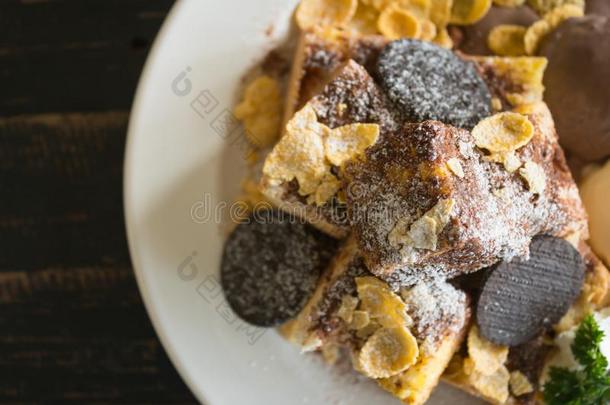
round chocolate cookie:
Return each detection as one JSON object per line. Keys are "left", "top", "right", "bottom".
{"left": 539, "top": 15, "right": 610, "bottom": 162}
{"left": 221, "top": 209, "right": 338, "bottom": 327}
{"left": 476, "top": 236, "right": 585, "bottom": 346}
{"left": 377, "top": 39, "right": 492, "bottom": 130}
{"left": 457, "top": 5, "right": 539, "bottom": 55}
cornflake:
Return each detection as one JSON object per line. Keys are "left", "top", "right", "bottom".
{"left": 447, "top": 158, "right": 465, "bottom": 178}
{"left": 356, "top": 326, "right": 419, "bottom": 378}
{"left": 523, "top": 19, "right": 551, "bottom": 55}
{"left": 396, "top": 0, "right": 432, "bottom": 18}
{"left": 389, "top": 198, "right": 455, "bottom": 251}
{"left": 356, "top": 320, "right": 382, "bottom": 339}
{"left": 585, "top": 262, "right": 610, "bottom": 307}
{"left": 409, "top": 216, "right": 438, "bottom": 250}
{"left": 519, "top": 161, "right": 546, "bottom": 194}
{"left": 524, "top": 4, "right": 583, "bottom": 54}
{"left": 472, "top": 57, "right": 547, "bottom": 106}
{"left": 264, "top": 105, "right": 380, "bottom": 205}
{"left": 433, "top": 26, "right": 454, "bottom": 48}
{"left": 488, "top": 25, "right": 527, "bottom": 56}
{"left": 351, "top": 310, "right": 371, "bottom": 330}
{"left": 486, "top": 150, "right": 522, "bottom": 172}
{"left": 429, "top": 0, "right": 453, "bottom": 26}
{"left": 509, "top": 370, "right": 534, "bottom": 396}
{"left": 337, "top": 295, "right": 359, "bottom": 324}
{"left": 472, "top": 112, "right": 534, "bottom": 154}
{"left": 419, "top": 19, "right": 438, "bottom": 41}
{"left": 377, "top": 4, "right": 421, "bottom": 39}
{"left": 356, "top": 277, "right": 412, "bottom": 328}
{"left": 465, "top": 326, "right": 510, "bottom": 403}
{"left": 361, "top": 0, "right": 393, "bottom": 10}
{"left": 301, "top": 332, "right": 323, "bottom": 352}
{"left": 468, "top": 366, "right": 510, "bottom": 403}
{"left": 234, "top": 76, "right": 282, "bottom": 148}
{"left": 312, "top": 25, "right": 351, "bottom": 43}
{"left": 450, "top": 0, "right": 492, "bottom": 25}
{"left": 350, "top": 2, "right": 381, "bottom": 34}
{"left": 312, "top": 174, "right": 342, "bottom": 206}
{"left": 336, "top": 102, "right": 348, "bottom": 117}
{"left": 544, "top": 3, "right": 583, "bottom": 25}
{"left": 501, "top": 151, "right": 522, "bottom": 172}
{"left": 467, "top": 325, "right": 509, "bottom": 376}
{"left": 492, "top": 187, "right": 508, "bottom": 199}
{"left": 325, "top": 123, "right": 379, "bottom": 166}
{"left": 296, "top": 0, "right": 358, "bottom": 30}
{"left": 493, "top": 0, "right": 525, "bottom": 6}
{"left": 527, "top": 0, "right": 584, "bottom": 15}
{"left": 262, "top": 105, "right": 328, "bottom": 196}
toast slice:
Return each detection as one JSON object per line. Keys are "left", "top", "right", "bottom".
{"left": 282, "top": 236, "right": 471, "bottom": 405}
{"left": 261, "top": 60, "right": 400, "bottom": 238}
{"left": 282, "top": 30, "right": 389, "bottom": 131}
{"left": 270, "top": 29, "right": 586, "bottom": 261}
{"left": 345, "top": 101, "right": 588, "bottom": 284}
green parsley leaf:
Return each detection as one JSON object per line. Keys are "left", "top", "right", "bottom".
{"left": 543, "top": 315, "right": 610, "bottom": 405}
{"left": 544, "top": 367, "right": 583, "bottom": 404}
{"left": 573, "top": 315, "right": 609, "bottom": 378}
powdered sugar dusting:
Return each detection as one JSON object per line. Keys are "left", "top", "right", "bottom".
{"left": 401, "top": 278, "right": 468, "bottom": 353}
{"left": 221, "top": 210, "right": 338, "bottom": 326}
{"left": 346, "top": 105, "right": 587, "bottom": 287}
{"left": 314, "top": 255, "right": 370, "bottom": 336}
{"left": 377, "top": 39, "right": 492, "bottom": 130}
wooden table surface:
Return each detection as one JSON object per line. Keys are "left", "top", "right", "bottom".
{"left": 0, "top": 0, "right": 197, "bottom": 402}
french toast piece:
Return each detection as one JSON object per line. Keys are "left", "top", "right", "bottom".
{"left": 277, "top": 28, "right": 559, "bottom": 228}
{"left": 380, "top": 326, "right": 470, "bottom": 405}
{"left": 281, "top": 236, "right": 368, "bottom": 347}
{"left": 283, "top": 30, "right": 388, "bottom": 129}
{"left": 345, "top": 101, "right": 588, "bottom": 284}
{"left": 282, "top": 236, "right": 470, "bottom": 405}
{"left": 277, "top": 29, "right": 568, "bottom": 249}
{"left": 285, "top": 32, "right": 547, "bottom": 126}
{"left": 261, "top": 60, "right": 399, "bottom": 239}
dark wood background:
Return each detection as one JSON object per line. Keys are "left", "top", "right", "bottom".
{"left": 0, "top": 0, "right": 197, "bottom": 402}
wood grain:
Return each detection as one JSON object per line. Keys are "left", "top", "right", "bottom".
{"left": 0, "top": 0, "right": 197, "bottom": 402}
{"left": 0, "top": 111, "right": 197, "bottom": 403}
{"left": 0, "top": 112, "right": 130, "bottom": 270}
{"left": 0, "top": 267, "right": 194, "bottom": 403}
{"left": 0, "top": 0, "right": 173, "bottom": 115}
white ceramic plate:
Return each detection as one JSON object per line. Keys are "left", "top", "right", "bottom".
{"left": 125, "top": 1, "right": 486, "bottom": 404}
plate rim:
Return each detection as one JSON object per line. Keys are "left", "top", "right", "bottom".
{"left": 123, "top": 0, "right": 208, "bottom": 403}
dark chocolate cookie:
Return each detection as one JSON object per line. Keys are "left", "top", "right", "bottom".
{"left": 377, "top": 39, "right": 492, "bottom": 130}
{"left": 221, "top": 209, "right": 338, "bottom": 327}
{"left": 476, "top": 236, "right": 585, "bottom": 346}
{"left": 539, "top": 15, "right": 610, "bottom": 162}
